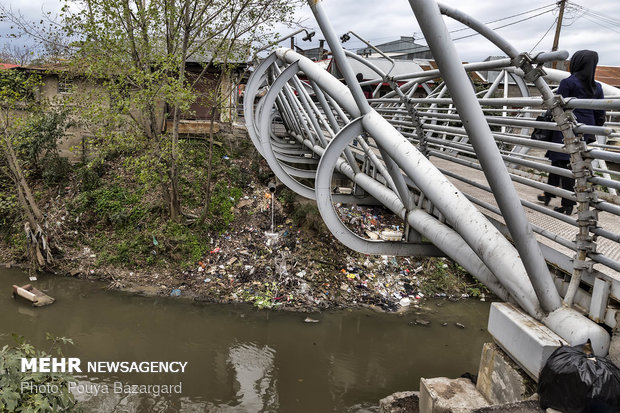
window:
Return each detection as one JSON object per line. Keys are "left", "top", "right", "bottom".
{"left": 58, "top": 77, "right": 73, "bottom": 94}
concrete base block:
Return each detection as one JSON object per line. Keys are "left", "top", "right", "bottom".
{"left": 476, "top": 343, "right": 536, "bottom": 404}
{"left": 472, "top": 400, "right": 543, "bottom": 412}
{"left": 379, "top": 391, "right": 419, "bottom": 413}
{"left": 488, "top": 303, "right": 567, "bottom": 378}
{"left": 419, "top": 377, "right": 489, "bottom": 413}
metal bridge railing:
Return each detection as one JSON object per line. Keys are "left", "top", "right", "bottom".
{"left": 244, "top": 0, "right": 620, "bottom": 360}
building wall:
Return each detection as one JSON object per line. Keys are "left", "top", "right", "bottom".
{"left": 12, "top": 65, "right": 242, "bottom": 161}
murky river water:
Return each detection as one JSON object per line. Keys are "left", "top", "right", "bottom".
{"left": 1, "top": 269, "right": 491, "bottom": 412}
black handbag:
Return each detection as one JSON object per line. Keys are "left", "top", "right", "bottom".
{"left": 531, "top": 111, "right": 554, "bottom": 142}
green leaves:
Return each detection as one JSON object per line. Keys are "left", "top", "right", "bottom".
{"left": 0, "top": 70, "right": 41, "bottom": 107}
{"left": 0, "top": 334, "right": 81, "bottom": 412}
{"left": 208, "top": 180, "right": 243, "bottom": 232}
{"left": 72, "top": 184, "right": 146, "bottom": 228}
{"left": 15, "top": 109, "right": 72, "bottom": 186}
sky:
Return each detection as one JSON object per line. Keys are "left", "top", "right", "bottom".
{"left": 277, "top": 0, "right": 620, "bottom": 66}
{"left": 1, "top": 0, "right": 619, "bottom": 66}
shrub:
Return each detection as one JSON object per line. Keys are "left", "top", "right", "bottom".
{"left": 16, "top": 109, "right": 73, "bottom": 186}
{"left": 76, "top": 165, "right": 102, "bottom": 192}
{"left": 162, "top": 222, "right": 206, "bottom": 266}
{"left": 208, "top": 181, "right": 242, "bottom": 232}
{"left": 72, "top": 185, "right": 145, "bottom": 228}
{"left": 0, "top": 334, "right": 80, "bottom": 412}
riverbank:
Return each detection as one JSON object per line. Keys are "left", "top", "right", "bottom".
{"left": 0, "top": 135, "right": 488, "bottom": 313}
{"left": 5, "top": 190, "right": 488, "bottom": 313}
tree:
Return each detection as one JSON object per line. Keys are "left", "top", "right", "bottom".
{"left": 62, "top": 0, "right": 298, "bottom": 222}
{"left": 0, "top": 3, "right": 71, "bottom": 64}
{"left": 0, "top": 68, "right": 55, "bottom": 270}
{"left": 0, "top": 44, "right": 34, "bottom": 65}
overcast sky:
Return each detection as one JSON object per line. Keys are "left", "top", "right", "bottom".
{"left": 279, "top": 0, "right": 620, "bottom": 66}
{"left": 2, "top": 0, "right": 619, "bottom": 66}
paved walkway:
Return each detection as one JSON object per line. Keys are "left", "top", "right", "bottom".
{"left": 429, "top": 156, "right": 620, "bottom": 283}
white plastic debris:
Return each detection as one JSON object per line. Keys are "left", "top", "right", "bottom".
{"left": 399, "top": 297, "right": 411, "bottom": 307}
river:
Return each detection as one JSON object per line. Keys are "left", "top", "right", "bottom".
{"left": 1, "top": 269, "right": 492, "bottom": 412}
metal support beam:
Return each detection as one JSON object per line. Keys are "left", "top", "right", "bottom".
{"left": 409, "top": 0, "right": 562, "bottom": 313}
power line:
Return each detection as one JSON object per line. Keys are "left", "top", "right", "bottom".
{"left": 568, "top": 1, "right": 620, "bottom": 26}
{"left": 567, "top": 1, "right": 620, "bottom": 33}
{"left": 354, "top": 5, "right": 557, "bottom": 56}
{"left": 578, "top": 10, "right": 620, "bottom": 30}
{"left": 451, "top": 8, "right": 556, "bottom": 42}
{"left": 530, "top": 17, "right": 558, "bottom": 53}
{"left": 576, "top": 13, "right": 620, "bottom": 34}
{"left": 447, "top": 3, "right": 557, "bottom": 34}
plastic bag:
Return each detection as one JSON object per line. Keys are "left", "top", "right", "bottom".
{"left": 538, "top": 341, "right": 620, "bottom": 413}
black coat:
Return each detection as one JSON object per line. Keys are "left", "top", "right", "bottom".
{"left": 546, "top": 70, "right": 606, "bottom": 161}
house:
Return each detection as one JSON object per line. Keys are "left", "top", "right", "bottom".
{"left": 166, "top": 56, "right": 247, "bottom": 134}
{"left": 0, "top": 63, "right": 19, "bottom": 70}
{"left": 592, "top": 65, "right": 620, "bottom": 89}
{"left": 356, "top": 36, "right": 432, "bottom": 60}
{"left": 1, "top": 59, "right": 245, "bottom": 159}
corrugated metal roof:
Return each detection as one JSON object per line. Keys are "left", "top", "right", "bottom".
{"left": 0, "top": 63, "right": 19, "bottom": 70}
{"left": 357, "top": 36, "right": 429, "bottom": 56}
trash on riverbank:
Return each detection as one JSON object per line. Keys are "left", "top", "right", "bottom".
{"left": 75, "top": 186, "right": 488, "bottom": 313}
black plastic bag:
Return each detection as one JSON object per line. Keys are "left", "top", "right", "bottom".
{"left": 538, "top": 342, "right": 620, "bottom": 413}
{"left": 531, "top": 110, "right": 554, "bottom": 142}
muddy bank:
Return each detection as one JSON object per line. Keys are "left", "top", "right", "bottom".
{"left": 21, "top": 186, "right": 488, "bottom": 313}
{"left": 2, "top": 145, "right": 488, "bottom": 312}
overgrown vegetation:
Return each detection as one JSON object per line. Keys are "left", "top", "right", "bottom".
{"left": 0, "top": 68, "right": 64, "bottom": 270}
{"left": 418, "top": 258, "right": 489, "bottom": 298}
{"left": 0, "top": 334, "right": 81, "bottom": 412}
{"left": 0, "top": 0, "right": 301, "bottom": 273}
{"left": 16, "top": 109, "right": 73, "bottom": 186}
{"left": 60, "top": 137, "right": 252, "bottom": 269}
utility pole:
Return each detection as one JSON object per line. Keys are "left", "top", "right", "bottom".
{"left": 551, "top": 0, "right": 567, "bottom": 69}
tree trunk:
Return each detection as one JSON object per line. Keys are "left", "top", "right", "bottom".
{"left": 1, "top": 136, "right": 52, "bottom": 269}
{"left": 169, "top": 103, "right": 181, "bottom": 222}
{"left": 197, "top": 107, "right": 218, "bottom": 226}
{"left": 4, "top": 139, "right": 43, "bottom": 223}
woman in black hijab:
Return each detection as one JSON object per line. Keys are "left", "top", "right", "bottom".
{"left": 537, "top": 50, "right": 606, "bottom": 215}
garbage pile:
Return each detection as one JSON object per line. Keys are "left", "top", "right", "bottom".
{"left": 336, "top": 204, "right": 405, "bottom": 241}
{"left": 162, "top": 189, "right": 479, "bottom": 312}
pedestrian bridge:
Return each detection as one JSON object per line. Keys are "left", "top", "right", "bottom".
{"left": 244, "top": 0, "right": 620, "bottom": 376}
